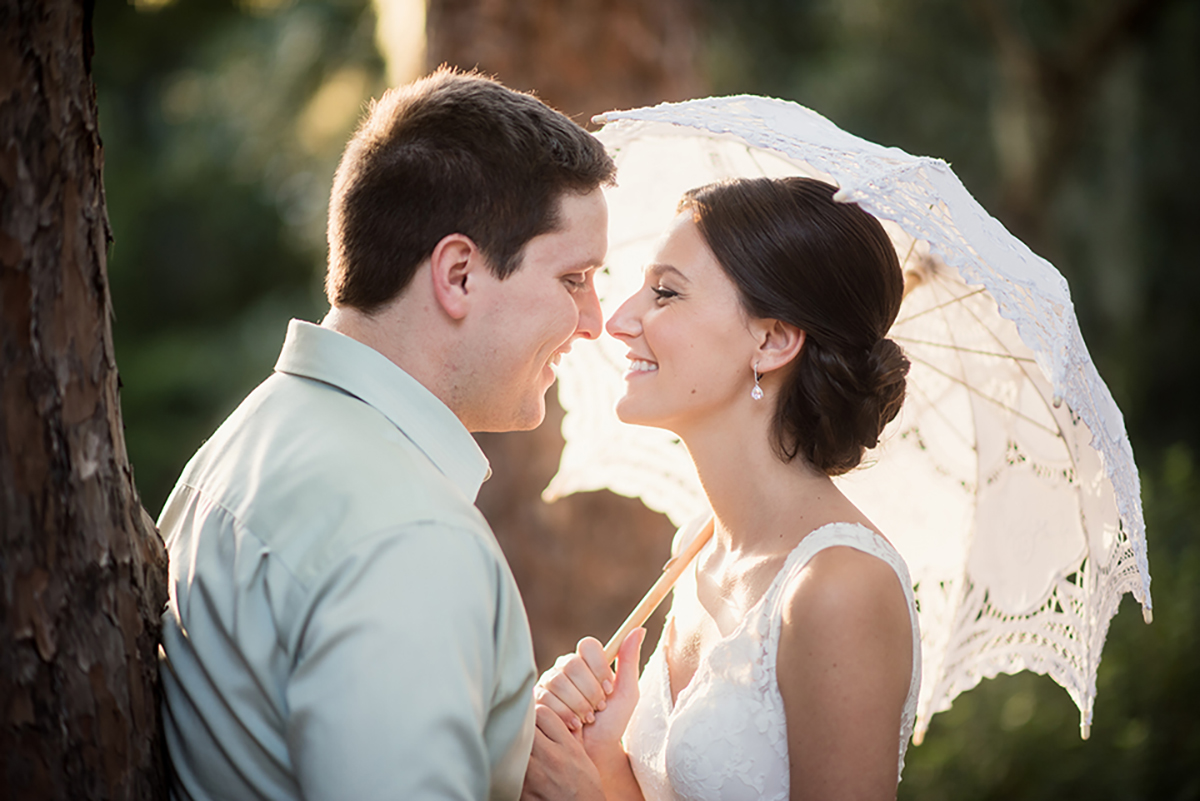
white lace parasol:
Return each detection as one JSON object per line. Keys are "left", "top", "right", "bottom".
{"left": 544, "top": 95, "right": 1152, "bottom": 742}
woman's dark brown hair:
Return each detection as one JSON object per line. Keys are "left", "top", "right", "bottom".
{"left": 680, "top": 177, "right": 910, "bottom": 476}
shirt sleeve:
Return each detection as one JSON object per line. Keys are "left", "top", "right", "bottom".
{"left": 284, "top": 522, "right": 518, "bottom": 800}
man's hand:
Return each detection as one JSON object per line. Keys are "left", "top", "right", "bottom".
{"left": 522, "top": 706, "right": 605, "bottom": 801}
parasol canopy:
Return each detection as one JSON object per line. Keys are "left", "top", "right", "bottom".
{"left": 545, "top": 95, "right": 1152, "bottom": 742}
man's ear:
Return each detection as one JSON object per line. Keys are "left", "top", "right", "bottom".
{"left": 429, "top": 233, "right": 483, "bottom": 320}
{"left": 754, "top": 318, "right": 806, "bottom": 374}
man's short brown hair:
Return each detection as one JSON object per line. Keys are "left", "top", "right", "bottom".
{"left": 325, "top": 68, "right": 616, "bottom": 312}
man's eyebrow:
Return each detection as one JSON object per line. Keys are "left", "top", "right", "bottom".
{"left": 645, "top": 263, "right": 690, "bottom": 283}
{"left": 564, "top": 261, "right": 604, "bottom": 273}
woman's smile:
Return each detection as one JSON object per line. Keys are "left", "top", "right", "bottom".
{"left": 625, "top": 357, "right": 659, "bottom": 377}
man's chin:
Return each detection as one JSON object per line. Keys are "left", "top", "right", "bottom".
{"left": 473, "top": 397, "right": 546, "bottom": 433}
{"left": 517, "top": 395, "right": 549, "bottom": 431}
{"left": 506, "top": 408, "right": 546, "bottom": 432}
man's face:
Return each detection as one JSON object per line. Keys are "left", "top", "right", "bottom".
{"left": 462, "top": 189, "right": 608, "bottom": 432}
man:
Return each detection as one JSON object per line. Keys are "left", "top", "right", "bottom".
{"left": 157, "top": 68, "right": 615, "bottom": 800}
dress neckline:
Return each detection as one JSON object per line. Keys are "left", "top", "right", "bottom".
{"left": 666, "top": 519, "right": 880, "bottom": 710}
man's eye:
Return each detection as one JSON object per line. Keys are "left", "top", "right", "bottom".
{"left": 564, "top": 273, "right": 588, "bottom": 289}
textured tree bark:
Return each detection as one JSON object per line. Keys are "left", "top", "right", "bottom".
{"left": 426, "top": 0, "right": 705, "bottom": 668}
{"left": 0, "top": 1, "right": 168, "bottom": 798}
{"left": 427, "top": 0, "right": 704, "bottom": 123}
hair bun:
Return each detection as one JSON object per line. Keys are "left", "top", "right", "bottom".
{"left": 779, "top": 337, "right": 910, "bottom": 476}
{"left": 865, "top": 338, "right": 910, "bottom": 441}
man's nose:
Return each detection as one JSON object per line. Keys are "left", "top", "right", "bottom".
{"left": 575, "top": 286, "right": 603, "bottom": 340}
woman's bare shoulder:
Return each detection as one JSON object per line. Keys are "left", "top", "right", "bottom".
{"left": 778, "top": 542, "right": 910, "bottom": 647}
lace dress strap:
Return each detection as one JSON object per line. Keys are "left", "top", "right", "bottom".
{"left": 757, "top": 522, "right": 922, "bottom": 779}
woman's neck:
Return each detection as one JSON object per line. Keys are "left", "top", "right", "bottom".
{"left": 678, "top": 413, "right": 837, "bottom": 557}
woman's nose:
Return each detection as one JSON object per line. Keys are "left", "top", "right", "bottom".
{"left": 605, "top": 292, "right": 643, "bottom": 340}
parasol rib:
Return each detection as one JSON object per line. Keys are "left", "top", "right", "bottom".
{"left": 939, "top": 275, "right": 1084, "bottom": 468}
{"left": 902, "top": 380, "right": 979, "bottom": 452}
{"left": 895, "top": 286, "right": 990, "bottom": 326}
{"left": 905, "top": 353, "right": 1063, "bottom": 438}
{"left": 893, "top": 337, "right": 1038, "bottom": 363}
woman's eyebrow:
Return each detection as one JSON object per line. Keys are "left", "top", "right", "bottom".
{"left": 645, "top": 263, "right": 691, "bottom": 283}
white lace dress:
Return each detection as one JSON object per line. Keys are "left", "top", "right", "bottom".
{"left": 624, "top": 520, "right": 922, "bottom": 801}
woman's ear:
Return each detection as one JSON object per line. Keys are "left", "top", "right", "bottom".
{"left": 754, "top": 319, "right": 805, "bottom": 374}
{"left": 429, "top": 233, "right": 482, "bottom": 320}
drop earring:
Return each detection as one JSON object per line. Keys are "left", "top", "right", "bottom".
{"left": 751, "top": 363, "right": 764, "bottom": 400}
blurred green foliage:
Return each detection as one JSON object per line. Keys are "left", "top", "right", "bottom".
{"left": 95, "top": 0, "right": 385, "bottom": 510}
{"left": 95, "top": 0, "right": 1198, "bottom": 796}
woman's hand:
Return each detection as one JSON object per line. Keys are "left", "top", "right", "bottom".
{"left": 534, "top": 636, "right": 615, "bottom": 732}
{"left": 535, "top": 629, "right": 645, "bottom": 743}
{"left": 526, "top": 629, "right": 648, "bottom": 801}
{"left": 577, "top": 629, "right": 645, "bottom": 762}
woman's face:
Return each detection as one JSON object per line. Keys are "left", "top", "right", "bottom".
{"left": 605, "top": 213, "right": 761, "bottom": 433}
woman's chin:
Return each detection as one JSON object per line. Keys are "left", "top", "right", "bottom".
{"left": 615, "top": 397, "right": 667, "bottom": 430}
{"left": 614, "top": 396, "right": 646, "bottom": 426}
{"left": 614, "top": 397, "right": 635, "bottom": 423}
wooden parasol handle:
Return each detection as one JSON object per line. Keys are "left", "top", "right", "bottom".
{"left": 602, "top": 518, "right": 715, "bottom": 663}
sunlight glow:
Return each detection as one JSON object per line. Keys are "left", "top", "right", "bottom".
{"left": 298, "top": 68, "right": 371, "bottom": 154}
{"left": 372, "top": 0, "right": 427, "bottom": 87}
{"left": 133, "top": 0, "right": 176, "bottom": 12}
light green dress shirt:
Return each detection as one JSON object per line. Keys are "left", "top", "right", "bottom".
{"left": 158, "top": 320, "right": 536, "bottom": 801}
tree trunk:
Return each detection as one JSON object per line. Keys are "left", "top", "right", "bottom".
{"left": 0, "top": 1, "right": 168, "bottom": 798}
{"left": 973, "top": 0, "right": 1171, "bottom": 254}
{"left": 426, "top": 0, "right": 705, "bottom": 669}
{"left": 427, "top": 0, "right": 703, "bottom": 123}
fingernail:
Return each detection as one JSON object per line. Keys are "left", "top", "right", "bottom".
{"left": 571, "top": 716, "right": 581, "bottom": 730}
{"left": 586, "top": 712, "right": 595, "bottom": 724}
{"left": 596, "top": 698, "right": 607, "bottom": 711}
{"left": 602, "top": 680, "right": 613, "bottom": 694}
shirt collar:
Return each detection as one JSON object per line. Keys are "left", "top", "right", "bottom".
{"left": 274, "top": 319, "right": 491, "bottom": 501}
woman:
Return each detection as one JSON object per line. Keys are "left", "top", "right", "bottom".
{"left": 523, "top": 176, "right": 921, "bottom": 801}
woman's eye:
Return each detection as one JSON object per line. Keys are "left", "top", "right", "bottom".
{"left": 564, "top": 273, "right": 588, "bottom": 289}
{"left": 652, "top": 286, "right": 678, "bottom": 301}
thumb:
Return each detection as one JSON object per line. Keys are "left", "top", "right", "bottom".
{"left": 611, "top": 627, "right": 646, "bottom": 702}
{"left": 580, "top": 628, "right": 646, "bottom": 750}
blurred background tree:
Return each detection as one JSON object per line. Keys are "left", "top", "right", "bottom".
{"left": 93, "top": 0, "right": 1198, "bottom": 797}
{"left": 425, "top": 0, "right": 703, "bottom": 679}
